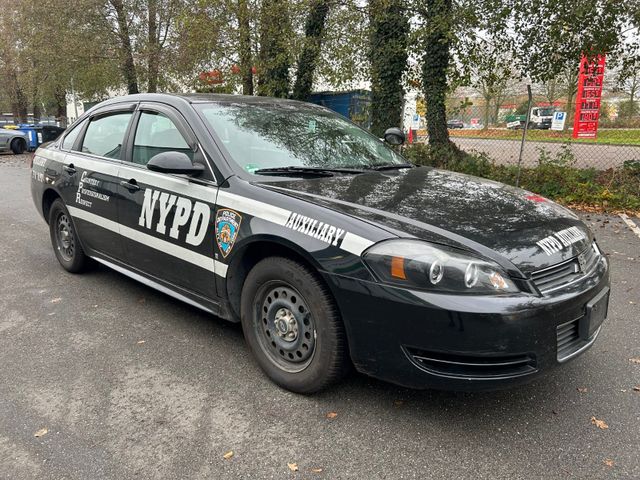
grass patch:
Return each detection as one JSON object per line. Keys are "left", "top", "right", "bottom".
{"left": 447, "top": 128, "right": 640, "bottom": 146}
{"left": 403, "top": 143, "right": 640, "bottom": 212}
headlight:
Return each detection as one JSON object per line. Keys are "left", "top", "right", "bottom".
{"left": 362, "top": 239, "right": 518, "bottom": 294}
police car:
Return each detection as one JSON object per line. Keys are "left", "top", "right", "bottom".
{"left": 30, "top": 93, "right": 610, "bottom": 393}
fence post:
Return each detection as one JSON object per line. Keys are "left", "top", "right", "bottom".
{"left": 516, "top": 84, "right": 533, "bottom": 187}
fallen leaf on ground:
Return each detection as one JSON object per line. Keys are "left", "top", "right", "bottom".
{"left": 630, "top": 358, "right": 640, "bottom": 364}
{"left": 591, "top": 416, "right": 609, "bottom": 429}
{"left": 311, "top": 468, "right": 323, "bottom": 473}
{"left": 50, "top": 298, "right": 61, "bottom": 304}
{"left": 223, "top": 451, "right": 234, "bottom": 460}
{"left": 394, "top": 400, "right": 404, "bottom": 406}
{"left": 633, "top": 386, "right": 640, "bottom": 392}
{"left": 138, "top": 298, "right": 146, "bottom": 304}
{"left": 34, "top": 428, "right": 48, "bottom": 437}
{"left": 604, "top": 459, "right": 614, "bottom": 467}
{"left": 288, "top": 463, "right": 299, "bottom": 472}
{"left": 137, "top": 340, "right": 145, "bottom": 344}
{"left": 577, "top": 387, "right": 588, "bottom": 393}
{"left": 326, "top": 412, "right": 337, "bottom": 419}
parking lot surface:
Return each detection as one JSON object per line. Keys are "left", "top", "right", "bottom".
{"left": 1, "top": 156, "right": 639, "bottom": 479}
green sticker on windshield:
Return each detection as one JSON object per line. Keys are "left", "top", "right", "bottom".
{"left": 245, "top": 163, "right": 260, "bottom": 174}
{"left": 308, "top": 119, "right": 317, "bottom": 133}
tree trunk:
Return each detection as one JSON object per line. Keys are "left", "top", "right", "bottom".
{"left": 421, "top": 0, "right": 456, "bottom": 150}
{"left": 111, "top": 0, "right": 139, "bottom": 94}
{"left": 369, "top": 0, "right": 409, "bottom": 137}
{"left": 54, "top": 87, "right": 67, "bottom": 127}
{"left": 258, "top": 0, "right": 291, "bottom": 98}
{"left": 14, "top": 90, "right": 28, "bottom": 123}
{"left": 237, "top": 0, "right": 253, "bottom": 95}
{"left": 292, "top": 0, "right": 330, "bottom": 101}
{"left": 483, "top": 98, "right": 491, "bottom": 130}
{"left": 147, "top": 0, "right": 159, "bottom": 93}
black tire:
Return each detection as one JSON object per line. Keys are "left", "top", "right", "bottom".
{"left": 240, "top": 256, "right": 348, "bottom": 393}
{"left": 10, "top": 138, "right": 25, "bottom": 155}
{"left": 48, "top": 199, "right": 88, "bottom": 273}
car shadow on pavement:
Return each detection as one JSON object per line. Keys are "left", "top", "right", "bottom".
{"left": 82, "top": 260, "right": 619, "bottom": 444}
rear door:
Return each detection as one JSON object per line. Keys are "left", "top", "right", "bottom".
{"left": 60, "top": 105, "right": 135, "bottom": 260}
{"left": 116, "top": 103, "right": 218, "bottom": 298}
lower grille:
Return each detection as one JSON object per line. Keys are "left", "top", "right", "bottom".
{"left": 404, "top": 347, "right": 537, "bottom": 379}
{"left": 556, "top": 317, "right": 584, "bottom": 361}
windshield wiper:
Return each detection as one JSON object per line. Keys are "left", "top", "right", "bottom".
{"left": 253, "top": 166, "right": 365, "bottom": 177}
{"left": 365, "top": 163, "right": 414, "bottom": 171}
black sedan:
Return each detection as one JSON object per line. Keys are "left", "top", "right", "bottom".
{"left": 30, "top": 93, "right": 609, "bottom": 393}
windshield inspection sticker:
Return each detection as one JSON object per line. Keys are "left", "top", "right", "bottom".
{"left": 285, "top": 212, "right": 346, "bottom": 247}
{"left": 536, "top": 226, "right": 586, "bottom": 256}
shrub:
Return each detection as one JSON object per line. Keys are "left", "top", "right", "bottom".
{"left": 402, "top": 143, "right": 640, "bottom": 211}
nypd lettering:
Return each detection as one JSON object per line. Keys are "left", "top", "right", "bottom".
{"left": 138, "top": 188, "right": 210, "bottom": 246}
{"left": 215, "top": 209, "right": 242, "bottom": 257}
{"left": 285, "top": 212, "right": 346, "bottom": 247}
{"left": 536, "top": 226, "right": 587, "bottom": 256}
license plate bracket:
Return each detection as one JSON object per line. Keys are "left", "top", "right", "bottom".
{"left": 581, "top": 287, "right": 609, "bottom": 339}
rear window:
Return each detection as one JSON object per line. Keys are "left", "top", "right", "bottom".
{"left": 61, "top": 120, "right": 86, "bottom": 151}
{"left": 81, "top": 112, "right": 133, "bottom": 159}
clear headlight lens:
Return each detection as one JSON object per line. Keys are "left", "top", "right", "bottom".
{"left": 362, "top": 239, "right": 519, "bottom": 294}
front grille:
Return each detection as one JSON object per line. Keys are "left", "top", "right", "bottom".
{"left": 532, "top": 243, "right": 600, "bottom": 294}
{"left": 404, "top": 347, "right": 537, "bottom": 379}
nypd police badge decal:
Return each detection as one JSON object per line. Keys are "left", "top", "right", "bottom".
{"left": 215, "top": 209, "right": 242, "bottom": 257}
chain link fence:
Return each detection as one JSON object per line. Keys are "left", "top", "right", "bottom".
{"left": 413, "top": 90, "right": 640, "bottom": 171}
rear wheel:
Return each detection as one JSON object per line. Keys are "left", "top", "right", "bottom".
{"left": 240, "top": 257, "right": 348, "bottom": 393}
{"left": 48, "top": 199, "right": 88, "bottom": 273}
{"left": 10, "top": 138, "right": 25, "bottom": 154}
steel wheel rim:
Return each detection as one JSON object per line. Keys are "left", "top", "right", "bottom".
{"left": 56, "top": 213, "right": 75, "bottom": 261}
{"left": 253, "top": 281, "right": 316, "bottom": 373}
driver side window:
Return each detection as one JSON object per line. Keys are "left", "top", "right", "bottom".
{"left": 132, "top": 111, "right": 193, "bottom": 166}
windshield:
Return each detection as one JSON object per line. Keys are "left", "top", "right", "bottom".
{"left": 196, "top": 103, "right": 405, "bottom": 173}
{"left": 538, "top": 107, "right": 555, "bottom": 116}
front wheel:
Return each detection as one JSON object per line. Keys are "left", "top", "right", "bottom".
{"left": 240, "top": 257, "right": 348, "bottom": 393}
{"left": 48, "top": 199, "right": 88, "bottom": 273}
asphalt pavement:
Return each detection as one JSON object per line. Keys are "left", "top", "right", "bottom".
{"left": 1, "top": 154, "right": 639, "bottom": 479}
{"left": 451, "top": 137, "right": 640, "bottom": 169}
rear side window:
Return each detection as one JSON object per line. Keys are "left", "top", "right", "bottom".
{"left": 81, "top": 112, "right": 133, "bottom": 159}
{"left": 61, "top": 120, "right": 86, "bottom": 151}
{"left": 131, "top": 111, "right": 193, "bottom": 165}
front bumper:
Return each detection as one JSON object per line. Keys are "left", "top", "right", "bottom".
{"left": 323, "top": 255, "right": 610, "bottom": 391}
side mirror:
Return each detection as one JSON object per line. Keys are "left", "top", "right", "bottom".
{"left": 147, "top": 151, "right": 204, "bottom": 176}
{"left": 383, "top": 127, "right": 405, "bottom": 146}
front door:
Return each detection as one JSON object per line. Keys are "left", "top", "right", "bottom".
{"left": 116, "top": 106, "right": 218, "bottom": 299}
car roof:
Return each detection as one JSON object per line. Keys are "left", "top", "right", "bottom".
{"left": 93, "top": 92, "right": 329, "bottom": 112}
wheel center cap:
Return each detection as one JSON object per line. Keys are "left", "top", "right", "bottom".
{"left": 60, "top": 227, "right": 71, "bottom": 247}
{"left": 273, "top": 307, "right": 297, "bottom": 341}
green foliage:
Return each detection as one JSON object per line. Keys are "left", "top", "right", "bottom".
{"left": 368, "top": 0, "right": 409, "bottom": 137}
{"left": 292, "top": 0, "right": 330, "bottom": 100}
{"left": 404, "top": 143, "right": 640, "bottom": 211}
{"left": 258, "top": 0, "right": 293, "bottom": 97}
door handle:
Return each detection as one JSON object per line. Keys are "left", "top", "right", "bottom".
{"left": 64, "top": 164, "right": 76, "bottom": 175}
{"left": 120, "top": 179, "right": 140, "bottom": 192}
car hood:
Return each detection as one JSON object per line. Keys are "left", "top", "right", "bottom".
{"left": 254, "top": 167, "right": 592, "bottom": 275}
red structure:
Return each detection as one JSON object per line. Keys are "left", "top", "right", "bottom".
{"left": 572, "top": 55, "right": 606, "bottom": 139}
